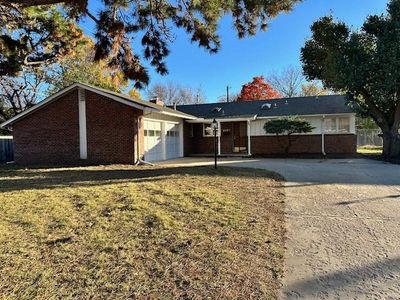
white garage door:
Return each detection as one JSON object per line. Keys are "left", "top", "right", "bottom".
{"left": 144, "top": 119, "right": 182, "bottom": 162}
{"left": 165, "top": 123, "right": 180, "bottom": 160}
{"left": 144, "top": 120, "right": 162, "bottom": 162}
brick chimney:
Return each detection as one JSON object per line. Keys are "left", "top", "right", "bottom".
{"left": 149, "top": 97, "right": 164, "bottom": 107}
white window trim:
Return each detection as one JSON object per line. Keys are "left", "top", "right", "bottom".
{"left": 217, "top": 121, "right": 221, "bottom": 155}
{"left": 324, "top": 116, "right": 351, "bottom": 134}
{"left": 203, "top": 123, "right": 214, "bottom": 137}
{"left": 247, "top": 120, "right": 251, "bottom": 155}
{"left": 78, "top": 88, "right": 87, "bottom": 159}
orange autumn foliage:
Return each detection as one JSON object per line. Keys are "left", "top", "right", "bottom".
{"left": 238, "top": 76, "right": 281, "bottom": 101}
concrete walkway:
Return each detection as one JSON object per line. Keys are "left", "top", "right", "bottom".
{"left": 159, "top": 157, "right": 400, "bottom": 299}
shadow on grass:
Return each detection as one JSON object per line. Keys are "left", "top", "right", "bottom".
{"left": 0, "top": 165, "right": 283, "bottom": 192}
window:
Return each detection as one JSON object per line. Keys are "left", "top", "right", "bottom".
{"left": 324, "top": 117, "right": 351, "bottom": 133}
{"left": 144, "top": 130, "right": 148, "bottom": 136}
{"left": 338, "top": 117, "right": 350, "bottom": 133}
{"left": 203, "top": 123, "right": 214, "bottom": 137}
{"left": 324, "top": 118, "right": 337, "bottom": 133}
{"left": 189, "top": 124, "right": 194, "bottom": 138}
{"left": 167, "top": 130, "right": 178, "bottom": 137}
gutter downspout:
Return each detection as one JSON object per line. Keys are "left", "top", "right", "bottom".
{"left": 321, "top": 115, "right": 326, "bottom": 157}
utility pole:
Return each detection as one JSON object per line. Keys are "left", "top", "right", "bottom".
{"left": 226, "top": 85, "right": 230, "bottom": 102}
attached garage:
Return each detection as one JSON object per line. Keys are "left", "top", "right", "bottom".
{"left": 144, "top": 120, "right": 162, "bottom": 162}
{"left": 165, "top": 122, "right": 181, "bottom": 160}
{"left": 0, "top": 83, "right": 195, "bottom": 165}
{"left": 143, "top": 114, "right": 184, "bottom": 162}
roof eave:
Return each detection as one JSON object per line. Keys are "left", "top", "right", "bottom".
{"left": 0, "top": 83, "right": 159, "bottom": 128}
{"left": 0, "top": 83, "right": 80, "bottom": 128}
{"left": 256, "top": 112, "right": 355, "bottom": 119}
{"left": 186, "top": 115, "right": 257, "bottom": 123}
{"left": 159, "top": 110, "right": 198, "bottom": 120}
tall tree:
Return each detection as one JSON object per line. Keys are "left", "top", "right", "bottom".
{"left": 46, "top": 40, "right": 128, "bottom": 94}
{"left": 0, "top": 4, "right": 84, "bottom": 76}
{"left": 268, "top": 66, "right": 331, "bottom": 97}
{"left": 1, "top": 0, "right": 301, "bottom": 87}
{"left": 128, "top": 88, "right": 142, "bottom": 100}
{"left": 268, "top": 66, "right": 304, "bottom": 97}
{"left": 147, "top": 82, "right": 205, "bottom": 105}
{"left": 301, "top": 0, "right": 400, "bottom": 160}
{"left": 218, "top": 92, "right": 240, "bottom": 103}
{"left": 0, "top": 66, "right": 46, "bottom": 124}
{"left": 300, "top": 82, "right": 332, "bottom": 97}
{"left": 238, "top": 76, "right": 281, "bottom": 101}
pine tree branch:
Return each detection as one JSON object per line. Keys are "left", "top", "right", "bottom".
{"left": 85, "top": 9, "right": 99, "bottom": 24}
{"left": 1, "top": 0, "right": 67, "bottom": 7}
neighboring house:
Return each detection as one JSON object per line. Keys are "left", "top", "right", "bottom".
{"left": 0, "top": 83, "right": 356, "bottom": 164}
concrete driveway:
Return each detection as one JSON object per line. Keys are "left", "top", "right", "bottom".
{"left": 159, "top": 157, "right": 400, "bottom": 299}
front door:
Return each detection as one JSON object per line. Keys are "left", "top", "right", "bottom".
{"left": 233, "top": 122, "right": 247, "bottom": 153}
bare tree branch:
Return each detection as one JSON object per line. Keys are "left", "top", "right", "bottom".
{"left": 268, "top": 66, "right": 304, "bottom": 98}
{"left": 147, "top": 81, "right": 205, "bottom": 105}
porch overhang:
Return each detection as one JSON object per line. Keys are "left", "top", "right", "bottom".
{"left": 186, "top": 115, "right": 257, "bottom": 123}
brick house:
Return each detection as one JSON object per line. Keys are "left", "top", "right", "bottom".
{"left": 0, "top": 83, "right": 356, "bottom": 164}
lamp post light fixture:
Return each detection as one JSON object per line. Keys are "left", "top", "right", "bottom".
{"left": 211, "top": 118, "right": 218, "bottom": 169}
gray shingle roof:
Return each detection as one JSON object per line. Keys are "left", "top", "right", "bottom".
{"left": 175, "top": 95, "right": 354, "bottom": 119}
{"left": 76, "top": 82, "right": 197, "bottom": 119}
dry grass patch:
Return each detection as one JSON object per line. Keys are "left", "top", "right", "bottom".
{"left": 0, "top": 165, "right": 285, "bottom": 299}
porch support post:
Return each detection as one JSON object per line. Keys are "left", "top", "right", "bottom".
{"left": 217, "top": 120, "right": 221, "bottom": 155}
{"left": 179, "top": 121, "right": 184, "bottom": 157}
{"left": 161, "top": 121, "right": 166, "bottom": 160}
{"left": 321, "top": 115, "right": 326, "bottom": 156}
{"left": 247, "top": 120, "right": 251, "bottom": 156}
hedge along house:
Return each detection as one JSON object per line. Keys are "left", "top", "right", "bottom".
{"left": 0, "top": 83, "right": 356, "bottom": 164}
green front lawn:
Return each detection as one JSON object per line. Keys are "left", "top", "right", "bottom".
{"left": 0, "top": 165, "right": 285, "bottom": 299}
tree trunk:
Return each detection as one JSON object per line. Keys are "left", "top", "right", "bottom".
{"left": 382, "top": 128, "right": 400, "bottom": 161}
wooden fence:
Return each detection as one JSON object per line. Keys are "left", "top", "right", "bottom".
{"left": 0, "top": 137, "right": 13, "bottom": 163}
{"left": 357, "top": 129, "right": 382, "bottom": 147}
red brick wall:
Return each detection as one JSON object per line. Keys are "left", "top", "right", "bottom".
{"left": 183, "top": 123, "right": 194, "bottom": 155}
{"left": 250, "top": 134, "right": 356, "bottom": 156}
{"left": 13, "top": 90, "right": 80, "bottom": 164}
{"left": 183, "top": 120, "right": 356, "bottom": 157}
{"left": 12, "top": 89, "right": 144, "bottom": 165}
{"left": 325, "top": 134, "right": 357, "bottom": 155}
{"left": 184, "top": 123, "right": 214, "bottom": 155}
{"left": 84, "top": 90, "right": 142, "bottom": 164}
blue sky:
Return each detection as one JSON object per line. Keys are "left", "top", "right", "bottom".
{"left": 82, "top": 0, "right": 388, "bottom": 101}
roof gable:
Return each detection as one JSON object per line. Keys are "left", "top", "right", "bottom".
{"left": 1, "top": 82, "right": 196, "bottom": 128}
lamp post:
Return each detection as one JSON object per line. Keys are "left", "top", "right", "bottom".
{"left": 211, "top": 118, "right": 218, "bottom": 169}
